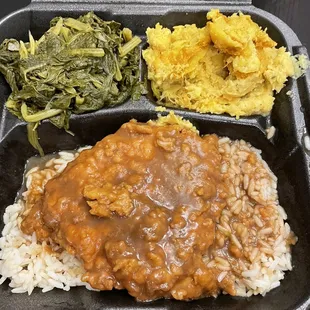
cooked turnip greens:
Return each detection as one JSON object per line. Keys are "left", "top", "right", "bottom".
{"left": 0, "top": 12, "right": 142, "bottom": 155}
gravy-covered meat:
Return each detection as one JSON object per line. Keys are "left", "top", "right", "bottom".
{"left": 21, "top": 120, "right": 232, "bottom": 301}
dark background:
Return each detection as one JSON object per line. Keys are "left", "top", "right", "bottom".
{"left": 1, "top": 0, "right": 310, "bottom": 51}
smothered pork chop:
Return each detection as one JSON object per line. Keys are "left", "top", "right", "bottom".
{"left": 22, "top": 120, "right": 232, "bottom": 301}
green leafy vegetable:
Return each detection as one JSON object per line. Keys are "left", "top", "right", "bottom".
{"left": 21, "top": 103, "right": 62, "bottom": 122}
{"left": 0, "top": 12, "right": 142, "bottom": 155}
{"left": 119, "top": 36, "right": 142, "bottom": 58}
{"left": 122, "top": 28, "right": 133, "bottom": 42}
{"left": 27, "top": 123, "right": 44, "bottom": 157}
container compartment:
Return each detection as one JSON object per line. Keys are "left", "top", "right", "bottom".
{"left": 0, "top": 4, "right": 298, "bottom": 140}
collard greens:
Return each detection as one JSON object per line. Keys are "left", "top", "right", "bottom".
{"left": 0, "top": 12, "right": 142, "bottom": 155}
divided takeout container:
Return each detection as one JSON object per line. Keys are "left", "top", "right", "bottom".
{"left": 0, "top": 0, "right": 310, "bottom": 309}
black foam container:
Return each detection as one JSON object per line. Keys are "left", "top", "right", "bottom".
{"left": 0, "top": 0, "right": 310, "bottom": 309}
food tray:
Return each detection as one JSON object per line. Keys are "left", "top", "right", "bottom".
{"left": 0, "top": 0, "right": 310, "bottom": 309}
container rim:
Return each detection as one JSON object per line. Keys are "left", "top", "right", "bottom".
{"left": 13, "top": 1, "right": 302, "bottom": 49}
{"left": 0, "top": 3, "right": 310, "bottom": 309}
{"left": 30, "top": 0, "right": 252, "bottom": 5}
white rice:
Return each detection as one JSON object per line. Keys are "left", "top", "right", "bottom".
{"left": 0, "top": 138, "right": 296, "bottom": 298}
{"left": 217, "top": 137, "right": 296, "bottom": 297}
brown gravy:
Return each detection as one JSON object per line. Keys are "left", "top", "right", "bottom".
{"left": 21, "top": 120, "right": 234, "bottom": 301}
